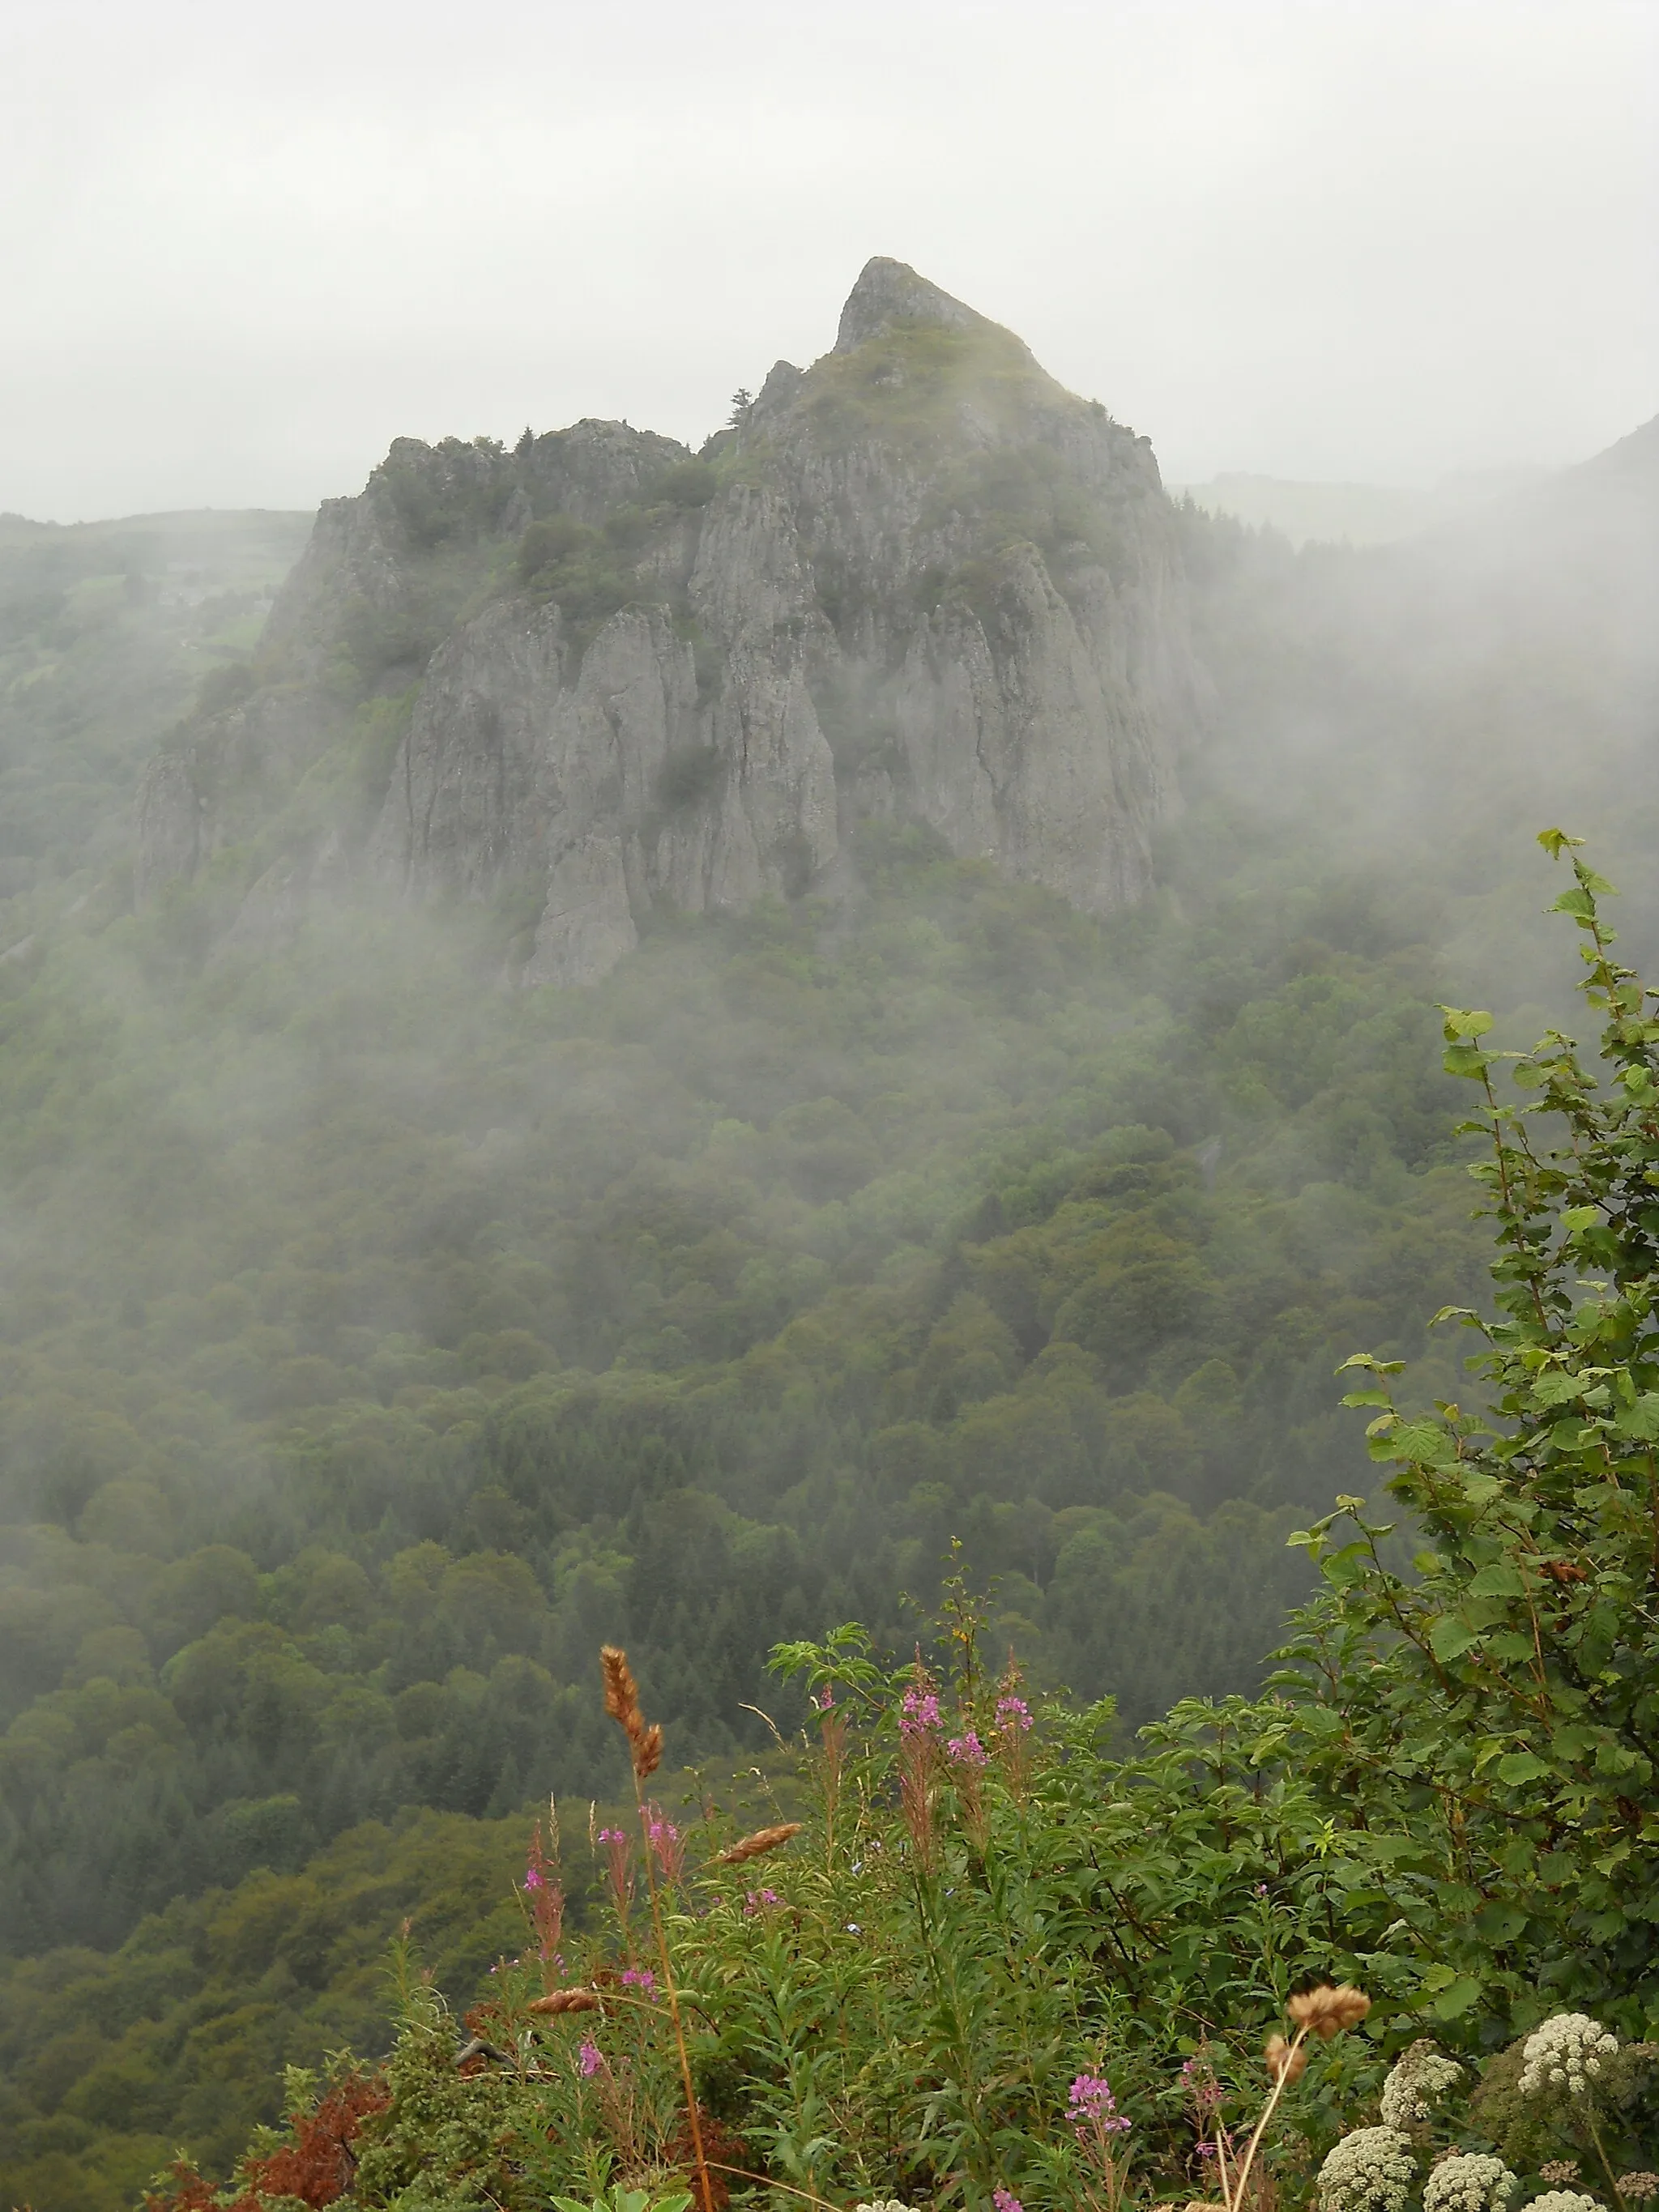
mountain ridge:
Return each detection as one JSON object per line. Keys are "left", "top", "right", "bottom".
{"left": 134, "top": 260, "right": 1206, "bottom": 981}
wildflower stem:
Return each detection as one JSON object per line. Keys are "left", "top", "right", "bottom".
{"left": 632, "top": 1782, "right": 714, "bottom": 2212}
{"left": 1226, "top": 2024, "right": 1307, "bottom": 2212}
{"left": 1586, "top": 2108, "right": 1627, "bottom": 2212}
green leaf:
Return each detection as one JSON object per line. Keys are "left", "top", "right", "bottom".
{"left": 1427, "top": 1974, "right": 1484, "bottom": 2018}
{"left": 1467, "top": 1562, "right": 1528, "bottom": 1598}
{"left": 1495, "top": 1751, "right": 1550, "bottom": 1784}
{"left": 1430, "top": 1615, "right": 1483, "bottom": 1660}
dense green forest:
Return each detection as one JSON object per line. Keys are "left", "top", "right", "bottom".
{"left": 126, "top": 850, "right": 1659, "bottom": 2212}
{"left": 0, "top": 428, "right": 1653, "bottom": 2211}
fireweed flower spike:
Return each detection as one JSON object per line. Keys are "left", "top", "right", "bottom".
{"left": 1069, "top": 2071, "right": 1132, "bottom": 2137}
{"left": 645, "top": 1807, "right": 685, "bottom": 1884}
{"left": 899, "top": 1687, "right": 941, "bottom": 1735}
{"left": 993, "top": 2191, "right": 1024, "bottom": 2212}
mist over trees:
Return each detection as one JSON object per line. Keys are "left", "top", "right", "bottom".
{"left": 0, "top": 362, "right": 1653, "bottom": 2210}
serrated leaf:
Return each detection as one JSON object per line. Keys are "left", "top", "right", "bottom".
{"left": 1495, "top": 1750, "right": 1550, "bottom": 1784}
{"left": 1430, "top": 1615, "right": 1482, "bottom": 1660}
{"left": 1439, "top": 1008, "right": 1495, "bottom": 1040}
{"left": 1468, "top": 1562, "right": 1527, "bottom": 1597}
{"left": 1427, "top": 1974, "right": 1484, "bottom": 2018}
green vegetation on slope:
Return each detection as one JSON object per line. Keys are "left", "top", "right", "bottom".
{"left": 0, "top": 795, "right": 1492, "bottom": 2205}
{"left": 0, "top": 510, "right": 312, "bottom": 894}
{"left": 1, "top": 440, "right": 1653, "bottom": 2210}
{"left": 131, "top": 855, "right": 1659, "bottom": 2212}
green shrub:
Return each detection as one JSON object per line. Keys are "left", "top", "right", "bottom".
{"left": 650, "top": 460, "right": 719, "bottom": 509}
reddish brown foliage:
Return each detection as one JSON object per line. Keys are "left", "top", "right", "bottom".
{"left": 143, "top": 2163, "right": 227, "bottom": 2212}
{"left": 243, "top": 2070, "right": 389, "bottom": 2207}
{"left": 142, "top": 2072, "right": 388, "bottom": 2212}
{"left": 662, "top": 2107, "right": 750, "bottom": 2212}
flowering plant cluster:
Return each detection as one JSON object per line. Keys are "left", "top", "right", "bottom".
{"left": 1317, "top": 2125, "right": 1418, "bottom": 2212}
{"left": 1381, "top": 2043, "right": 1465, "bottom": 2130}
{"left": 1520, "top": 2017, "right": 1622, "bottom": 2101}
{"left": 1421, "top": 2154, "right": 1516, "bottom": 2212}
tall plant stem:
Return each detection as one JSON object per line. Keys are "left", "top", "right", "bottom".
{"left": 633, "top": 1785, "right": 714, "bottom": 2212}
{"left": 1585, "top": 2108, "right": 1627, "bottom": 2212}
{"left": 1225, "top": 2026, "right": 1307, "bottom": 2212}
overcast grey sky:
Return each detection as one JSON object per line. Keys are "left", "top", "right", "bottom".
{"left": 2, "top": 0, "right": 1654, "bottom": 522}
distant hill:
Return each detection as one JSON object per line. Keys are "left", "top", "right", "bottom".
{"left": 0, "top": 506, "right": 311, "bottom": 895}
{"left": 1171, "top": 466, "right": 1545, "bottom": 546}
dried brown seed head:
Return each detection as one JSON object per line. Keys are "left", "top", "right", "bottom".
{"left": 1287, "top": 1983, "right": 1371, "bottom": 2039}
{"left": 1266, "top": 2033, "right": 1308, "bottom": 2084}
{"left": 527, "top": 1988, "right": 600, "bottom": 2014}
{"left": 632, "top": 1722, "right": 663, "bottom": 1779}
{"left": 715, "top": 1822, "right": 803, "bottom": 1865}
{"left": 600, "top": 1646, "right": 644, "bottom": 1737}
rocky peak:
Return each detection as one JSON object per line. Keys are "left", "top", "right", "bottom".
{"left": 833, "top": 255, "right": 1028, "bottom": 359}
{"left": 134, "top": 260, "right": 1207, "bottom": 984}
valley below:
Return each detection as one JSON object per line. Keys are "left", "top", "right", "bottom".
{"left": 0, "top": 262, "right": 1655, "bottom": 2212}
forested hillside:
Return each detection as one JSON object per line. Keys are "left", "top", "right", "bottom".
{"left": 0, "top": 405, "right": 1653, "bottom": 2210}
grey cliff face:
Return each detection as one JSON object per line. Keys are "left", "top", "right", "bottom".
{"left": 136, "top": 258, "right": 1206, "bottom": 982}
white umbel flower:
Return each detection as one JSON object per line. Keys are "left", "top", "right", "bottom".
{"left": 1318, "top": 2127, "right": 1418, "bottom": 2212}
{"left": 1422, "top": 2154, "right": 1517, "bottom": 2212}
{"left": 1519, "top": 2015, "right": 1619, "bottom": 2099}
{"left": 1380, "top": 2042, "right": 1465, "bottom": 2129}
{"left": 854, "top": 2202, "right": 910, "bottom": 2212}
{"left": 1525, "top": 2194, "right": 1604, "bottom": 2212}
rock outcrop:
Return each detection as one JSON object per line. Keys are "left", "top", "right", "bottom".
{"left": 136, "top": 258, "right": 1207, "bottom": 981}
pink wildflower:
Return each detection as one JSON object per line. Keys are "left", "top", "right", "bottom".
{"left": 645, "top": 1806, "right": 685, "bottom": 1883}
{"left": 900, "top": 1686, "right": 942, "bottom": 1736}
{"left": 948, "top": 1729, "right": 987, "bottom": 1767}
{"left": 1070, "top": 2073, "right": 1132, "bottom": 2137}
{"left": 993, "top": 2192, "right": 1023, "bottom": 2212}
{"left": 996, "top": 1694, "right": 1032, "bottom": 1732}
{"left": 578, "top": 2035, "right": 602, "bottom": 2078}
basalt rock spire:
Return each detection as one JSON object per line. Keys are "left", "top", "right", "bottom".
{"left": 137, "top": 259, "right": 1206, "bottom": 981}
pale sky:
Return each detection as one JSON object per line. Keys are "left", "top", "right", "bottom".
{"left": 2, "top": 0, "right": 1654, "bottom": 522}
